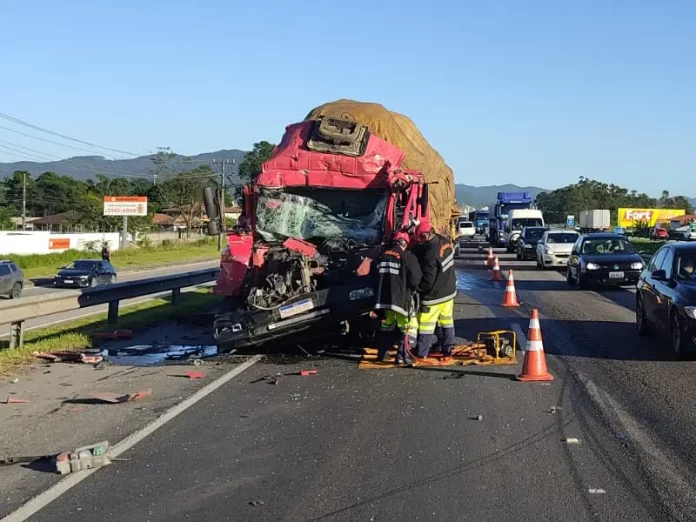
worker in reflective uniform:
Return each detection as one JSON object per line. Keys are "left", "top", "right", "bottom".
{"left": 414, "top": 221, "right": 457, "bottom": 360}
{"left": 374, "top": 231, "right": 423, "bottom": 364}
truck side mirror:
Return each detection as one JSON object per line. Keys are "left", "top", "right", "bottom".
{"left": 203, "top": 186, "right": 220, "bottom": 222}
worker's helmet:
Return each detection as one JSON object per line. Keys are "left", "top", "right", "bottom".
{"left": 394, "top": 231, "right": 410, "bottom": 246}
{"left": 415, "top": 221, "right": 433, "bottom": 238}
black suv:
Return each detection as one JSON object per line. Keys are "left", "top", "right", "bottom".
{"left": 0, "top": 260, "right": 24, "bottom": 299}
{"left": 636, "top": 242, "right": 696, "bottom": 357}
{"left": 516, "top": 226, "right": 549, "bottom": 261}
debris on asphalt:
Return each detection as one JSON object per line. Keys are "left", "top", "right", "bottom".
{"left": 67, "top": 407, "right": 84, "bottom": 413}
{"left": 470, "top": 415, "right": 484, "bottom": 421}
{"left": 249, "top": 501, "right": 265, "bottom": 507}
{"left": 300, "top": 369, "right": 318, "bottom": 376}
{"left": 297, "top": 345, "right": 314, "bottom": 358}
{"left": 89, "top": 389, "right": 152, "bottom": 404}
{"left": 10, "top": 378, "right": 18, "bottom": 384}
{"left": 33, "top": 351, "right": 104, "bottom": 364}
{"left": 252, "top": 373, "right": 282, "bottom": 385}
{"left": 563, "top": 437, "right": 580, "bottom": 444}
{"left": 184, "top": 370, "right": 206, "bottom": 379}
{"left": 56, "top": 441, "right": 111, "bottom": 474}
{"left": 588, "top": 488, "right": 607, "bottom": 494}
{"left": 549, "top": 406, "right": 563, "bottom": 414}
{"left": 4, "top": 397, "right": 28, "bottom": 404}
{"left": 103, "top": 344, "right": 218, "bottom": 367}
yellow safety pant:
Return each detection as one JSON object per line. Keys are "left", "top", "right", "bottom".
{"left": 416, "top": 299, "right": 455, "bottom": 357}
{"left": 379, "top": 310, "right": 418, "bottom": 357}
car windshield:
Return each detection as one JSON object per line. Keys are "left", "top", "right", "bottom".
{"left": 67, "top": 261, "right": 99, "bottom": 270}
{"left": 460, "top": 222, "right": 473, "bottom": 229}
{"left": 512, "top": 218, "right": 543, "bottom": 229}
{"left": 255, "top": 187, "right": 387, "bottom": 244}
{"left": 581, "top": 238, "right": 636, "bottom": 255}
{"left": 524, "top": 228, "right": 547, "bottom": 240}
{"left": 677, "top": 253, "right": 696, "bottom": 280}
{"left": 547, "top": 233, "right": 578, "bottom": 244}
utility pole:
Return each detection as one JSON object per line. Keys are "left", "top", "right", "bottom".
{"left": 21, "top": 172, "right": 26, "bottom": 231}
{"left": 212, "top": 158, "right": 235, "bottom": 251}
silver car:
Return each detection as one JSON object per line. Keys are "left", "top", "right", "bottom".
{"left": 536, "top": 230, "right": 580, "bottom": 269}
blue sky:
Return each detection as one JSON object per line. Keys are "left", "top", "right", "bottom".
{"left": 0, "top": 0, "right": 693, "bottom": 196}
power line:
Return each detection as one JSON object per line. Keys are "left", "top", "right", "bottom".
{"left": 0, "top": 124, "right": 120, "bottom": 158}
{"left": 0, "top": 111, "right": 139, "bottom": 157}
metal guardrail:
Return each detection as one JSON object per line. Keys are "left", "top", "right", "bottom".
{"left": 0, "top": 268, "right": 219, "bottom": 350}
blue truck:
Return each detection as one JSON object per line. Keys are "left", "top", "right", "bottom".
{"left": 468, "top": 209, "right": 490, "bottom": 235}
{"left": 489, "top": 192, "right": 534, "bottom": 246}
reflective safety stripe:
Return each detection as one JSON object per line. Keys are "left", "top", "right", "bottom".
{"left": 378, "top": 268, "right": 400, "bottom": 275}
{"left": 377, "top": 262, "right": 401, "bottom": 270}
{"left": 375, "top": 303, "right": 409, "bottom": 316}
{"left": 441, "top": 259, "right": 454, "bottom": 272}
{"left": 422, "top": 292, "right": 457, "bottom": 306}
{"left": 440, "top": 252, "right": 454, "bottom": 267}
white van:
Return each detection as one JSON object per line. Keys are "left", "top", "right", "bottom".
{"left": 457, "top": 220, "right": 476, "bottom": 239}
{"left": 504, "top": 209, "right": 544, "bottom": 252}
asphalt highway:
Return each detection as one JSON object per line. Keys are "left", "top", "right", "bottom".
{"left": 21, "top": 241, "right": 696, "bottom": 522}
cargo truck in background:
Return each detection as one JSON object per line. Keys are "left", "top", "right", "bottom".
{"left": 490, "top": 192, "right": 534, "bottom": 247}
{"left": 578, "top": 210, "right": 611, "bottom": 232}
{"left": 204, "top": 117, "right": 441, "bottom": 351}
{"left": 469, "top": 208, "right": 490, "bottom": 235}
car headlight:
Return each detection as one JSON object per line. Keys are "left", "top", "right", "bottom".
{"left": 586, "top": 262, "right": 600, "bottom": 270}
{"left": 630, "top": 262, "right": 643, "bottom": 270}
{"left": 545, "top": 247, "right": 554, "bottom": 254}
{"left": 684, "top": 307, "right": 696, "bottom": 320}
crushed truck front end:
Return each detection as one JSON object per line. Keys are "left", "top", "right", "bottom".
{"left": 208, "top": 118, "right": 429, "bottom": 351}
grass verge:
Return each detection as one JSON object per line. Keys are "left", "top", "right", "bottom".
{"left": 0, "top": 288, "right": 222, "bottom": 374}
{"left": 9, "top": 238, "right": 220, "bottom": 280}
{"left": 629, "top": 238, "right": 667, "bottom": 255}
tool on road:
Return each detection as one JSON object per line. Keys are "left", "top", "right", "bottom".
{"left": 502, "top": 269, "right": 520, "bottom": 307}
{"left": 55, "top": 441, "right": 111, "bottom": 474}
{"left": 486, "top": 247, "right": 494, "bottom": 266}
{"left": 491, "top": 256, "right": 503, "bottom": 281}
{"left": 517, "top": 309, "right": 554, "bottom": 382}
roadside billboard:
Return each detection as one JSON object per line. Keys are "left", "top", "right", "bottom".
{"left": 617, "top": 208, "right": 685, "bottom": 228}
{"left": 103, "top": 196, "right": 148, "bottom": 216}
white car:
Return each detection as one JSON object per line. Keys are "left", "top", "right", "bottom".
{"left": 536, "top": 230, "right": 580, "bottom": 269}
{"left": 457, "top": 221, "right": 476, "bottom": 239}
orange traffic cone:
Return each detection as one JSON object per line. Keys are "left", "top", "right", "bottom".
{"left": 486, "top": 247, "right": 494, "bottom": 267}
{"left": 491, "top": 256, "right": 503, "bottom": 281}
{"left": 517, "top": 309, "right": 553, "bottom": 382}
{"left": 502, "top": 269, "right": 520, "bottom": 307}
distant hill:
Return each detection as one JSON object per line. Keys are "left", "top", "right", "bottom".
{"left": 455, "top": 184, "right": 548, "bottom": 208}
{"left": 0, "top": 149, "right": 248, "bottom": 183}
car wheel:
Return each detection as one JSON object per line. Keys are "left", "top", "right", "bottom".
{"left": 566, "top": 269, "right": 574, "bottom": 286}
{"left": 10, "top": 283, "right": 22, "bottom": 299}
{"left": 636, "top": 296, "right": 650, "bottom": 336}
{"left": 536, "top": 255, "right": 542, "bottom": 268}
{"left": 576, "top": 273, "right": 589, "bottom": 290}
{"left": 671, "top": 312, "right": 687, "bottom": 359}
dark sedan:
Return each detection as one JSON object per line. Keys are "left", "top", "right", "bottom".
{"left": 636, "top": 243, "right": 696, "bottom": 357}
{"left": 566, "top": 233, "right": 644, "bottom": 289}
{"left": 516, "top": 226, "right": 549, "bottom": 261}
{"left": 54, "top": 260, "right": 117, "bottom": 288}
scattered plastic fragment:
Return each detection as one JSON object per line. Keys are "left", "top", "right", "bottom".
{"left": 249, "top": 501, "right": 265, "bottom": 506}
{"left": 10, "top": 378, "right": 18, "bottom": 384}
{"left": 588, "top": 488, "right": 606, "bottom": 494}
{"left": 470, "top": 415, "right": 484, "bottom": 421}
{"left": 4, "top": 397, "right": 28, "bottom": 404}
{"left": 563, "top": 437, "right": 580, "bottom": 444}
{"left": 184, "top": 370, "right": 206, "bottom": 380}
{"left": 300, "top": 369, "right": 318, "bottom": 377}
{"left": 89, "top": 389, "right": 152, "bottom": 404}
{"left": 549, "top": 406, "right": 563, "bottom": 414}
{"left": 33, "top": 351, "right": 103, "bottom": 364}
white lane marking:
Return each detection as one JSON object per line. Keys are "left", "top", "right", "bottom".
{"left": 1, "top": 355, "right": 262, "bottom": 522}
{"left": 573, "top": 373, "right": 696, "bottom": 521}
{"left": 511, "top": 322, "right": 527, "bottom": 353}
{"left": 0, "top": 283, "right": 214, "bottom": 338}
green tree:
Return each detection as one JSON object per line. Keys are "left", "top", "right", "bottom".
{"left": 0, "top": 206, "right": 12, "bottom": 230}
{"left": 238, "top": 141, "right": 275, "bottom": 184}
{"left": 160, "top": 166, "right": 214, "bottom": 237}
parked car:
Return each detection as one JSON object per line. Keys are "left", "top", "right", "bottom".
{"left": 566, "top": 233, "right": 644, "bottom": 289}
{"left": 0, "top": 260, "right": 24, "bottom": 299}
{"left": 54, "top": 260, "right": 117, "bottom": 288}
{"left": 516, "top": 226, "right": 549, "bottom": 261}
{"left": 636, "top": 242, "right": 696, "bottom": 357}
{"left": 536, "top": 230, "right": 580, "bottom": 269}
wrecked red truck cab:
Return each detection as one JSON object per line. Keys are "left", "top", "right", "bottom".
{"left": 208, "top": 118, "right": 430, "bottom": 350}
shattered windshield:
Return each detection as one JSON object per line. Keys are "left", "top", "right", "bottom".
{"left": 255, "top": 188, "right": 387, "bottom": 244}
